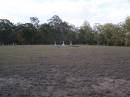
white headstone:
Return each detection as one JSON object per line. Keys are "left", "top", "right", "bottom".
{"left": 70, "top": 41, "right": 72, "bottom": 46}
{"left": 54, "top": 41, "right": 57, "bottom": 46}
{"left": 61, "top": 41, "right": 65, "bottom": 46}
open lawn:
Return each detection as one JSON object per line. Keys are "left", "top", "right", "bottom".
{"left": 0, "top": 45, "right": 130, "bottom": 97}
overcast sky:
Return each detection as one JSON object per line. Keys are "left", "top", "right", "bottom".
{"left": 0, "top": 0, "right": 130, "bottom": 27}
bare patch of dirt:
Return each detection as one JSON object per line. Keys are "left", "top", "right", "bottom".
{"left": 0, "top": 45, "right": 130, "bottom": 97}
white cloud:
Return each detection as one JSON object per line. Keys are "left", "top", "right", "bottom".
{"left": 0, "top": 0, "right": 130, "bottom": 26}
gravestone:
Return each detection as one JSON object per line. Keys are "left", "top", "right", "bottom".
{"left": 61, "top": 41, "right": 65, "bottom": 46}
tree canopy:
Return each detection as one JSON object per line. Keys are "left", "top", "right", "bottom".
{"left": 0, "top": 15, "right": 130, "bottom": 46}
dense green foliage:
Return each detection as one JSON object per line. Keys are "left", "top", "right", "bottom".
{"left": 0, "top": 15, "right": 130, "bottom": 46}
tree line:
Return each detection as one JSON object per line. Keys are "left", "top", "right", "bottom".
{"left": 0, "top": 15, "right": 130, "bottom": 46}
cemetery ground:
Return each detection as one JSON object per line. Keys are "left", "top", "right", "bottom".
{"left": 0, "top": 45, "right": 130, "bottom": 97}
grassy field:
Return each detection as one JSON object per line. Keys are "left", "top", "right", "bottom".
{"left": 0, "top": 45, "right": 130, "bottom": 97}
